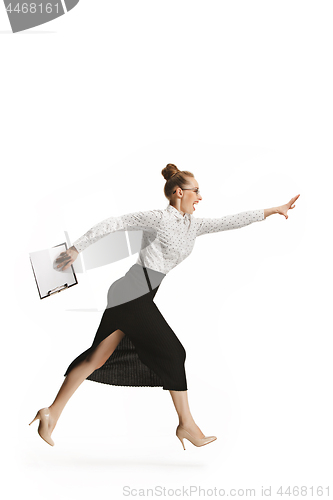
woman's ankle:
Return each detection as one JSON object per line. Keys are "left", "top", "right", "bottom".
{"left": 48, "top": 404, "right": 62, "bottom": 422}
{"left": 179, "top": 416, "right": 195, "bottom": 427}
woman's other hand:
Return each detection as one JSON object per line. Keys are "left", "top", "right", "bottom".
{"left": 276, "top": 194, "right": 300, "bottom": 219}
{"left": 55, "top": 246, "right": 79, "bottom": 271}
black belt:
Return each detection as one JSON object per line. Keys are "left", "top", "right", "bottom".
{"left": 143, "top": 266, "right": 153, "bottom": 293}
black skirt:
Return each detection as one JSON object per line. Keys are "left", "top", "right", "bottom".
{"left": 63, "top": 264, "right": 187, "bottom": 391}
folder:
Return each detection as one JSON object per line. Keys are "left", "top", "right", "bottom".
{"left": 29, "top": 242, "right": 78, "bottom": 299}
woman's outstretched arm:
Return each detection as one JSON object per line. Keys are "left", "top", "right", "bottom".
{"left": 194, "top": 194, "right": 300, "bottom": 237}
{"left": 71, "top": 209, "right": 163, "bottom": 253}
{"left": 194, "top": 208, "right": 265, "bottom": 237}
{"left": 55, "top": 208, "right": 164, "bottom": 271}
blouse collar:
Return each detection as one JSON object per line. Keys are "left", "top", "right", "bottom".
{"left": 166, "top": 204, "right": 189, "bottom": 219}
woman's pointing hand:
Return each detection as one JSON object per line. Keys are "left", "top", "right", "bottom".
{"left": 276, "top": 194, "right": 300, "bottom": 219}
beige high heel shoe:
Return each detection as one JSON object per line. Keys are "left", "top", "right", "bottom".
{"left": 176, "top": 425, "right": 217, "bottom": 450}
{"left": 29, "top": 407, "right": 55, "bottom": 446}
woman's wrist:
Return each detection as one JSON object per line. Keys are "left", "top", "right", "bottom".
{"left": 264, "top": 207, "right": 278, "bottom": 219}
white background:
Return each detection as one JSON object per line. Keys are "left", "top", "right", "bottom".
{"left": 1, "top": 1, "right": 332, "bottom": 499}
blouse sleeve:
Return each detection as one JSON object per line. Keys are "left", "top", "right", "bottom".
{"left": 194, "top": 209, "right": 265, "bottom": 237}
{"left": 73, "top": 209, "right": 163, "bottom": 253}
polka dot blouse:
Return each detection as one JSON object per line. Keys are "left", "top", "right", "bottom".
{"left": 73, "top": 204, "right": 266, "bottom": 275}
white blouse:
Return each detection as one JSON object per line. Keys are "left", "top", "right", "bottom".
{"left": 73, "top": 204, "right": 266, "bottom": 275}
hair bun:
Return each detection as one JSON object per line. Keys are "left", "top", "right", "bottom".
{"left": 161, "top": 163, "right": 180, "bottom": 181}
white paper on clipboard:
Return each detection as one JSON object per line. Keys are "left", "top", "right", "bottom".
{"left": 29, "top": 242, "right": 78, "bottom": 299}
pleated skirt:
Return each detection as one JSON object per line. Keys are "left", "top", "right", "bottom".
{"left": 63, "top": 263, "right": 187, "bottom": 391}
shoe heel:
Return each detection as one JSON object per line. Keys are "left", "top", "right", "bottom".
{"left": 177, "top": 434, "right": 186, "bottom": 450}
{"left": 29, "top": 412, "right": 40, "bottom": 426}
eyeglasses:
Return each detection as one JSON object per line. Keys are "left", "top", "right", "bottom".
{"left": 173, "top": 187, "right": 201, "bottom": 196}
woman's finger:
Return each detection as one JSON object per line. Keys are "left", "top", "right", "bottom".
{"left": 57, "top": 257, "right": 71, "bottom": 268}
{"left": 56, "top": 253, "right": 67, "bottom": 262}
{"left": 57, "top": 256, "right": 67, "bottom": 263}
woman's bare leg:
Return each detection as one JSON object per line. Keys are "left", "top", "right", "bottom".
{"left": 46, "top": 329, "right": 125, "bottom": 435}
{"left": 169, "top": 390, "right": 205, "bottom": 439}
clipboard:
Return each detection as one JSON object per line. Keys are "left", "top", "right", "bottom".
{"left": 29, "top": 242, "right": 78, "bottom": 299}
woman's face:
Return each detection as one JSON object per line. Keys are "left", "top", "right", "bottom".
{"left": 181, "top": 177, "right": 203, "bottom": 214}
